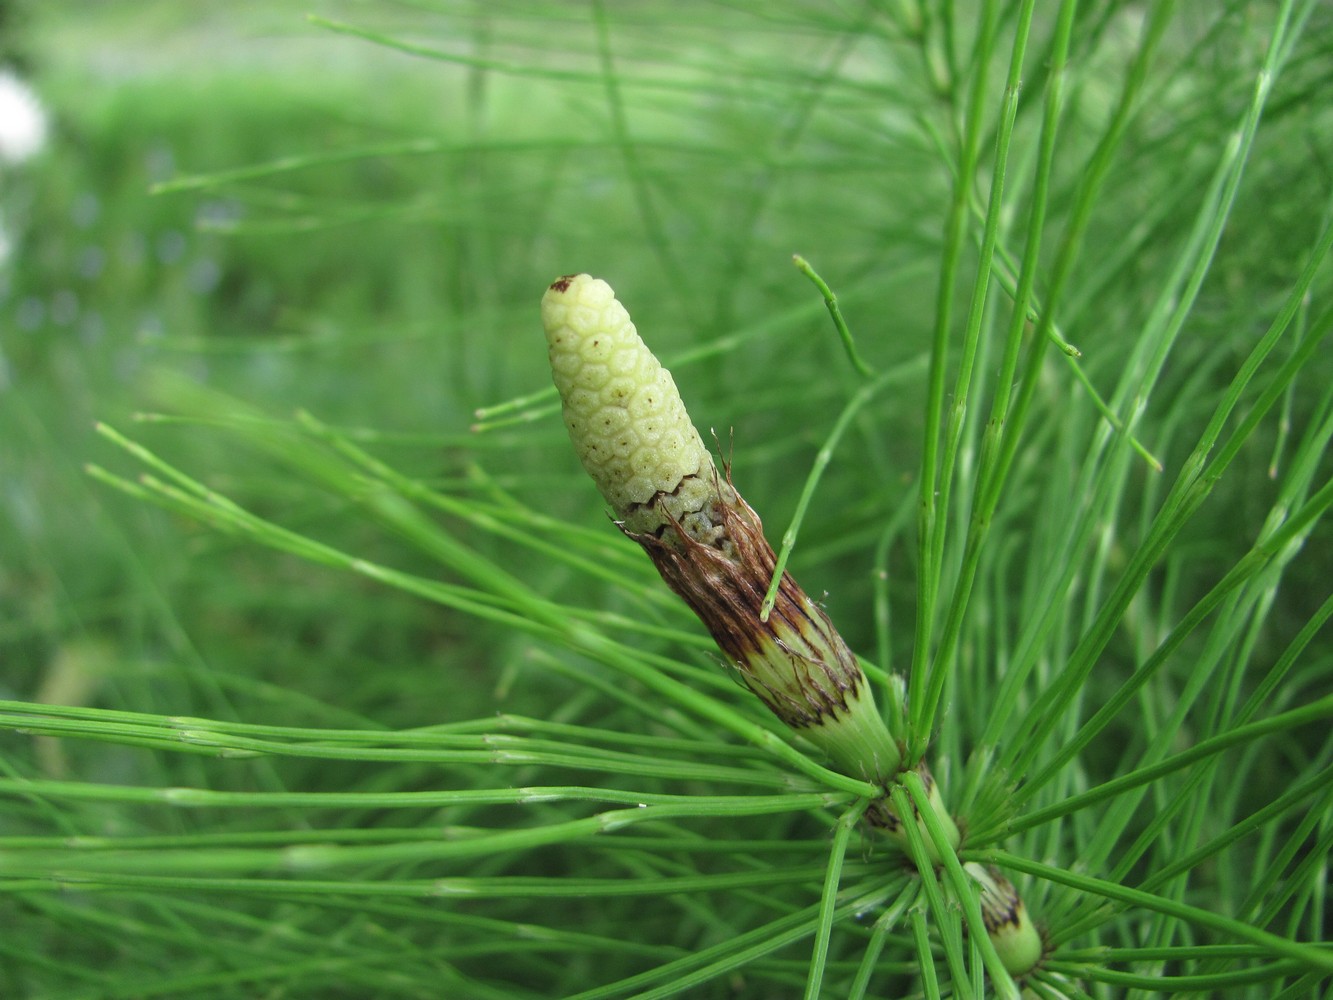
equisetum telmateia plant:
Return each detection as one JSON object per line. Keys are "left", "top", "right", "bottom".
{"left": 541, "top": 273, "right": 1043, "bottom": 982}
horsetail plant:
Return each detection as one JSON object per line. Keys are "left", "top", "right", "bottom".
{"left": 540, "top": 273, "right": 967, "bottom": 867}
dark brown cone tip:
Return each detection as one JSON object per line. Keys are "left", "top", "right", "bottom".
{"left": 979, "top": 867, "right": 1024, "bottom": 933}
{"left": 622, "top": 487, "right": 864, "bottom": 731}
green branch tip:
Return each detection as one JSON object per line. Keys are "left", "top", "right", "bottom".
{"left": 792, "top": 254, "right": 875, "bottom": 378}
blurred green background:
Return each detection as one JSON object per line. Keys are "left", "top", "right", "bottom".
{"left": 2, "top": 0, "right": 956, "bottom": 732}
{"left": 2, "top": 1, "right": 1331, "bottom": 996}
{"left": 5, "top": 0, "right": 593, "bottom": 729}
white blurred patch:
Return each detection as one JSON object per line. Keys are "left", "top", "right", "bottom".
{"left": 0, "top": 69, "right": 49, "bottom": 165}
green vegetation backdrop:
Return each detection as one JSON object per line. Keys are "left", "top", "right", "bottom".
{"left": 1, "top": 2, "right": 1330, "bottom": 997}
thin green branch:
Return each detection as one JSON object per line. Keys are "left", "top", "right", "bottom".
{"left": 909, "top": 0, "right": 1003, "bottom": 748}
{"left": 989, "top": 695, "right": 1333, "bottom": 838}
{"left": 890, "top": 782, "right": 975, "bottom": 1000}
{"left": 802, "top": 799, "right": 869, "bottom": 1000}
{"left": 759, "top": 360, "right": 924, "bottom": 622}
{"left": 791, "top": 254, "right": 875, "bottom": 378}
{"left": 979, "top": 850, "right": 1333, "bottom": 975}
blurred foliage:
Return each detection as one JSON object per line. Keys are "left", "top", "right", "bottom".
{"left": 1, "top": 3, "right": 546, "bottom": 729}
